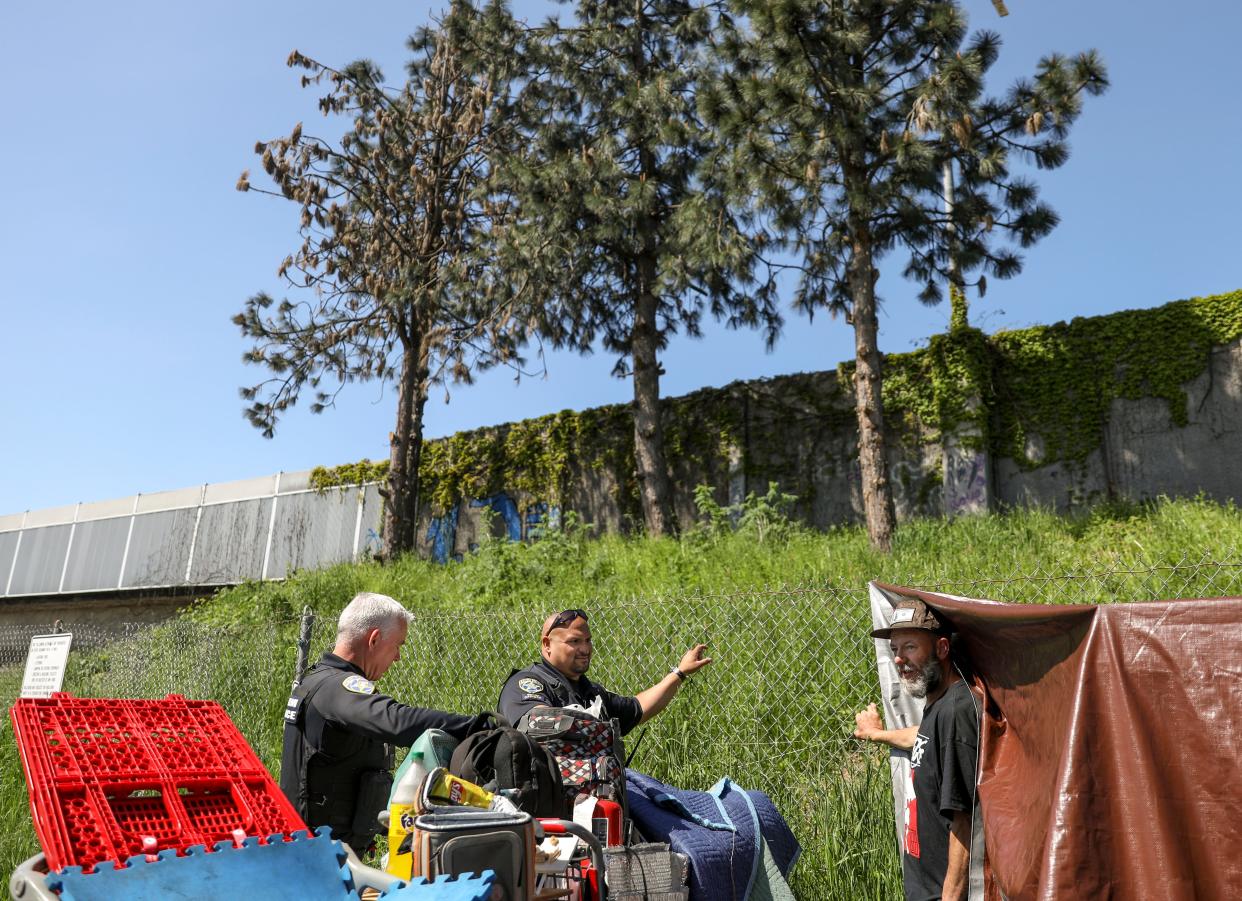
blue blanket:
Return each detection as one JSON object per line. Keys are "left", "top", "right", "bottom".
{"left": 625, "top": 770, "right": 800, "bottom": 901}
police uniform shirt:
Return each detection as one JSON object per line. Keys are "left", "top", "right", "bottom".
{"left": 286, "top": 652, "right": 477, "bottom": 749}
{"left": 498, "top": 658, "right": 643, "bottom": 735}
{"left": 280, "top": 652, "right": 477, "bottom": 844}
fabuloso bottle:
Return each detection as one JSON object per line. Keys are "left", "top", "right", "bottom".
{"left": 385, "top": 748, "right": 429, "bottom": 879}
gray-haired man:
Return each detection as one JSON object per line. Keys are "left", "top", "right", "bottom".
{"left": 854, "top": 597, "right": 980, "bottom": 901}
{"left": 279, "top": 592, "right": 488, "bottom": 853}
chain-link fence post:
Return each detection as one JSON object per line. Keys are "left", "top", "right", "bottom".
{"left": 291, "top": 606, "right": 315, "bottom": 692}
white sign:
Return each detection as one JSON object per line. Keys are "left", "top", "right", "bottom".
{"left": 20, "top": 634, "right": 74, "bottom": 699}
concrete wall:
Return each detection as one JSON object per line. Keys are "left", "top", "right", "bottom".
{"left": 7, "top": 311, "right": 1242, "bottom": 613}
{"left": 413, "top": 333, "right": 1242, "bottom": 562}
{"left": 0, "top": 592, "right": 195, "bottom": 631}
{"left": 412, "top": 369, "right": 946, "bottom": 561}
{"left": 996, "top": 340, "right": 1242, "bottom": 510}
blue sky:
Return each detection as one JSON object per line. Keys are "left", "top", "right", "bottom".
{"left": 1, "top": 0, "right": 1239, "bottom": 516}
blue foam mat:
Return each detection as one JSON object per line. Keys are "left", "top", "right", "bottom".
{"left": 45, "top": 827, "right": 495, "bottom": 901}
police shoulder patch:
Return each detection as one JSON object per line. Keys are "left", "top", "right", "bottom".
{"left": 517, "top": 677, "right": 544, "bottom": 694}
{"left": 342, "top": 674, "right": 375, "bottom": 695}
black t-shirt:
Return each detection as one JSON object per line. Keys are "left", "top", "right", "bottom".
{"left": 902, "top": 678, "right": 980, "bottom": 901}
{"left": 497, "top": 658, "right": 644, "bottom": 735}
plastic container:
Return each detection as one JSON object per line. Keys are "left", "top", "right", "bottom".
{"left": 391, "top": 749, "right": 430, "bottom": 808}
{"left": 385, "top": 748, "right": 430, "bottom": 879}
{"left": 410, "top": 728, "right": 458, "bottom": 770}
{"left": 8, "top": 693, "right": 304, "bottom": 874}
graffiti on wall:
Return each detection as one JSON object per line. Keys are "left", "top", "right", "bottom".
{"left": 425, "top": 492, "right": 561, "bottom": 563}
{"left": 943, "top": 439, "right": 991, "bottom": 516}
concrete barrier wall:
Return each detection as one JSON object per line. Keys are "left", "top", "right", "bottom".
{"left": 5, "top": 325, "right": 1241, "bottom": 600}
{"left": 995, "top": 340, "right": 1242, "bottom": 511}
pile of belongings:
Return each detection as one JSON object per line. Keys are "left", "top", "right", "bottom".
{"left": 623, "top": 770, "right": 799, "bottom": 901}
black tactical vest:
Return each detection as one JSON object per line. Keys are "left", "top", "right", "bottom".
{"left": 279, "top": 663, "right": 392, "bottom": 850}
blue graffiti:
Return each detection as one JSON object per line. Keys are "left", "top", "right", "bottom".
{"left": 425, "top": 494, "right": 561, "bottom": 563}
{"left": 425, "top": 506, "right": 460, "bottom": 564}
{"left": 470, "top": 493, "right": 522, "bottom": 542}
{"left": 523, "top": 502, "right": 561, "bottom": 540}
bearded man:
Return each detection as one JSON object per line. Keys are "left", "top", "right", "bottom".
{"left": 498, "top": 608, "right": 711, "bottom": 733}
{"left": 853, "top": 598, "right": 980, "bottom": 901}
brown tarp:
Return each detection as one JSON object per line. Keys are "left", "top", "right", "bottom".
{"left": 874, "top": 583, "right": 1242, "bottom": 901}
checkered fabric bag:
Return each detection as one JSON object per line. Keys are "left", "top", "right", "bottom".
{"left": 521, "top": 707, "right": 626, "bottom": 804}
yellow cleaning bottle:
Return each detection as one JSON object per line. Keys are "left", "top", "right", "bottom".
{"left": 384, "top": 748, "right": 429, "bottom": 880}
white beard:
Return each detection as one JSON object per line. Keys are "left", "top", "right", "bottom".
{"left": 900, "top": 658, "right": 943, "bottom": 699}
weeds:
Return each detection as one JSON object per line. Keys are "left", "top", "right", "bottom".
{"left": 3, "top": 497, "right": 1241, "bottom": 896}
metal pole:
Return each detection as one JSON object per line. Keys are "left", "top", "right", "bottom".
{"left": 261, "top": 471, "right": 282, "bottom": 581}
{"left": 291, "top": 605, "right": 315, "bottom": 691}
{"left": 944, "top": 157, "right": 969, "bottom": 329}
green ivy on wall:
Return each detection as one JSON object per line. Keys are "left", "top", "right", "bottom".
{"left": 988, "top": 290, "right": 1242, "bottom": 468}
{"left": 309, "top": 458, "right": 389, "bottom": 491}
{"left": 310, "top": 290, "right": 1242, "bottom": 514}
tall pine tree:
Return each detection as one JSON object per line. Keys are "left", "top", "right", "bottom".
{"left": 499, "top": 0, "right": 781, "bottom": 536}
{"left": 235, "top": 2, "right": 529, "bottom": 556}
{"left": 705, "top": 0, "right": 1106, "bottom": 550}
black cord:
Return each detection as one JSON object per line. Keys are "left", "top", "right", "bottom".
{"left": 624, "top": 727, "right": 647, "bottom": 768}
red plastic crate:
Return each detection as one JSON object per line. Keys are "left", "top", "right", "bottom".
{"left": 9, "top": 693, "right": 306, "bottom": 873}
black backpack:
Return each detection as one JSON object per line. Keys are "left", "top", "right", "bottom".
{"left": 449, "top": 721, "right": 566, "bottom": 818}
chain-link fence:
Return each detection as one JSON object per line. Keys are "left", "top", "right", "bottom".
{"left": 0, "top": 615, "right": 306, "bottom": 774}
{"left": 4, "top": 552, "right": 1242, "bottom": 898}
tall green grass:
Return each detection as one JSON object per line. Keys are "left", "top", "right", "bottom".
{"left": 181, "top": 494, "right": 1242, "bottom": 626}
{"left": 3, "top": 496, "right": 1241, "bottom": 898}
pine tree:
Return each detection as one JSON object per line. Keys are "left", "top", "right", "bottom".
{"left": 704, "top": 0, "right": 1106, "bottom": 551}
{"left": 498, "top": 0, "right": 782, "bottom": 536}
{"left": 235, "top": 2, "right": 529, "bottom": 557}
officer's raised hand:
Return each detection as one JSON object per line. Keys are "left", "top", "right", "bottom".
{"left": 677, "top": 643, "right": 713, "bottom": 677}
{"left": 633, "top": 642, "right": 712, "bottom": 725}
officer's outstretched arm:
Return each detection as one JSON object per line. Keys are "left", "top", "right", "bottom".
{"left": 322, "top": 678, "right": 474, "bottom": 744}
{"left": 635, "top": 644, "right": 712, "bottom": 725}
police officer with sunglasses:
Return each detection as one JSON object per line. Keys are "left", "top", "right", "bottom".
{"left": 498, "top": 608, "right": 712, "bottom": 734}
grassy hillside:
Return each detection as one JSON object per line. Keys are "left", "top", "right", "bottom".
{"left": 188, "top": 493, "right": 1242, "bottom": 624}
{"left": 4, "top": 496, "right": 1241, "bottom": 898}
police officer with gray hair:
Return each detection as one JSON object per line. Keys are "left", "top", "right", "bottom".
{"left": 280, "top": 592, "right": 489, "bottom": 854}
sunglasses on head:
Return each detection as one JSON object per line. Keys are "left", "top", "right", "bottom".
{"left": 544, "top": 608, "right": 588, "bottom": 636}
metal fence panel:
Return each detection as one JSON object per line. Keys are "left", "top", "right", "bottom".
{"left": 266, "top": 488, "right": 359, "bottom": 576}
{"left": 188, "top": 498, "right": 272, "bottom": 584}
{"left": 122, "top": 508, "right": 197, "bottom": 588}
{"left": 61, "top": 518, "right": 130, "bottom": 593}
{"left": 0, "top": 531, "right": 18, "bottom": 590}
{"left": 360, "top": 485, "right": 384, "bottom": 558}
{"left": 6, "top": 524, "right": 71, "bottom": 595}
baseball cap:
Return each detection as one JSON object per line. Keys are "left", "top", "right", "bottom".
{"left": 870, "top": 598, "right": 952, "bottom": 639}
